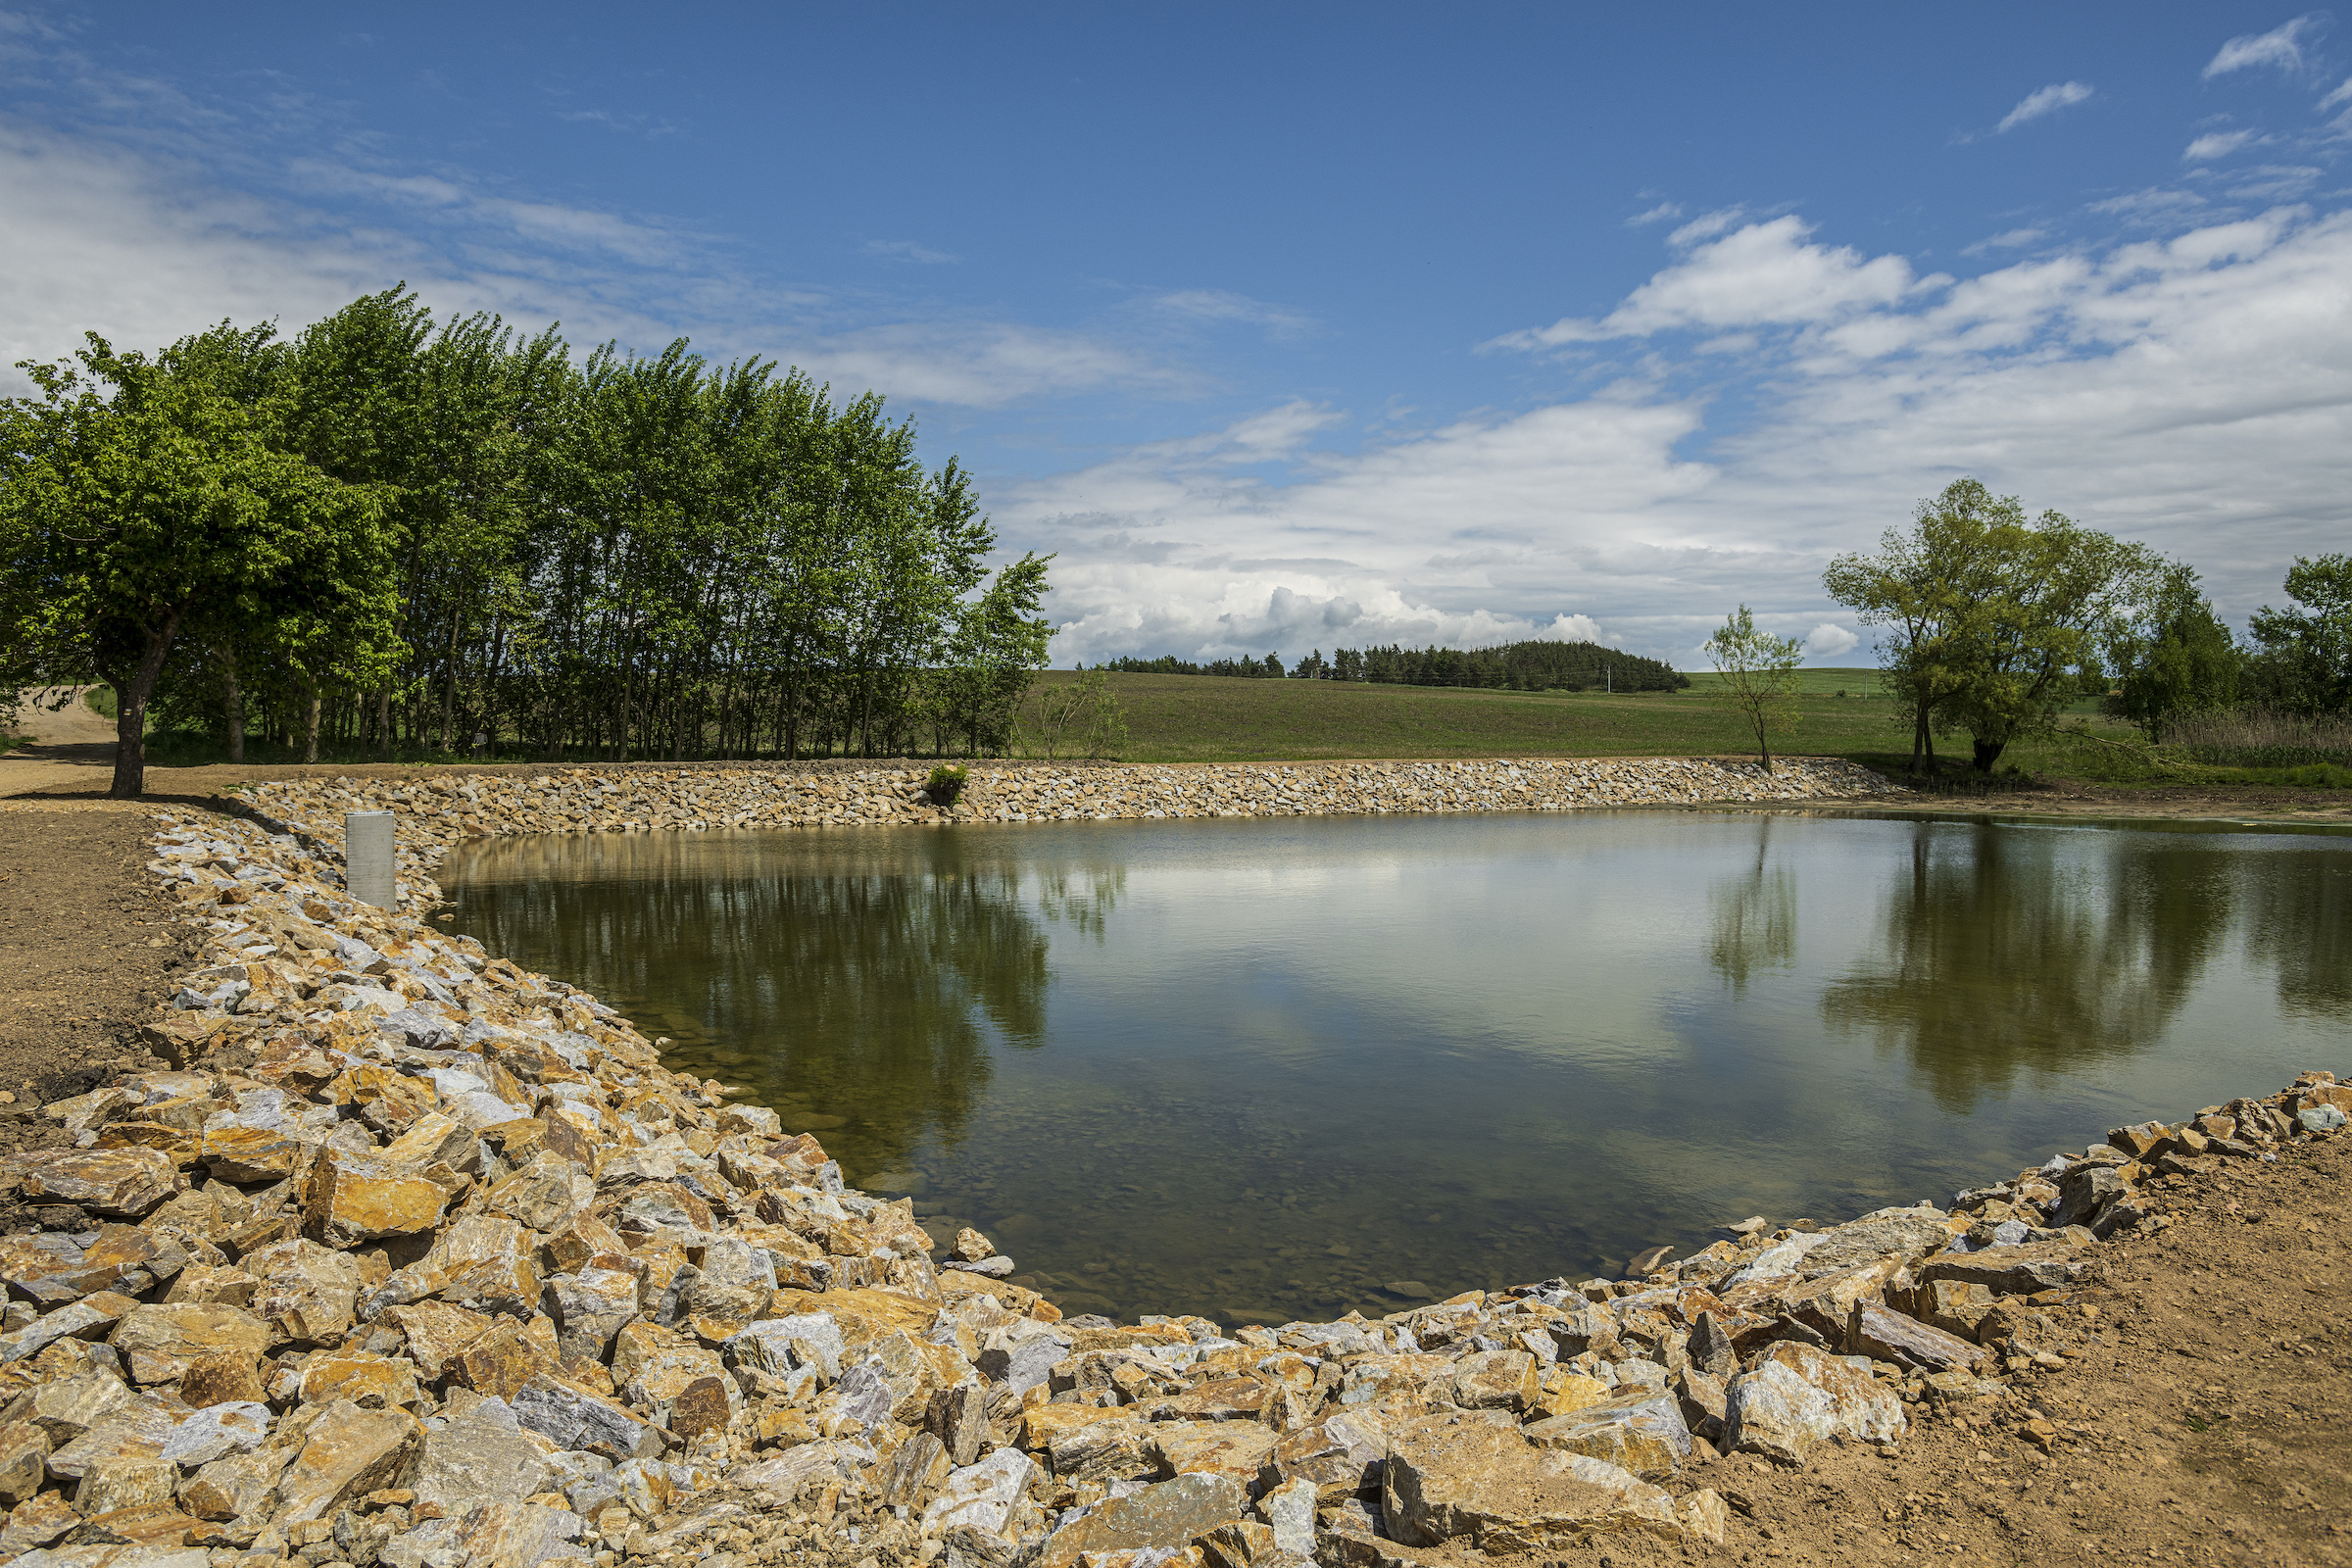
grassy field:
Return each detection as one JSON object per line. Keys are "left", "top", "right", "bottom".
{"left": 1679, "top": 665, "right": 1885, "bottom": 698}
{"left": 79, "top": 671, "right": 2340, "bottom": 793}
{"left": 1034, "top": 669, "right": 2116, "bottom": 770}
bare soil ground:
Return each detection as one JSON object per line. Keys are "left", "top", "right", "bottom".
{"left": 0, "top": 797, "right": 187, "bottom": 1142}
{"left": 1577, "top": 1130, "right": 2350, "bottom": 1568}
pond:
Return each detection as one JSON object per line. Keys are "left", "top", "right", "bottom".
{"left": 442, "top": 810, "right": 2352, "bottom": 1326}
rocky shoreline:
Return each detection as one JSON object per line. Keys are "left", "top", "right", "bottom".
{"left": 240, "top": 756, "right": 1892, "bottom": 873}
{"left": 0, "top": 788, "right": 2340, "bottom": 1568}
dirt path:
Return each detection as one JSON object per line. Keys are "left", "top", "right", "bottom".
{"left": 0, "top": 797, "right": 195, "bottom": 1147}
{"left": 0, "top": 684, "right": 119, "bottom": 797}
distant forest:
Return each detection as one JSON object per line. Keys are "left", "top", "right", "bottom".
{"left": 1097, "top": 638, "right": 1690, "bottom": 692}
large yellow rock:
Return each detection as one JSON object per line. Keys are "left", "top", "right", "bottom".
{"left": 1147, "top": 1421, "right": 1276, "bottom": 1485}
{"left": 447, "top": 1320, "right": 556, "bottom": 1400}
{"left": 200, "top": 1127, "right": 307, "bottom": 1184}
{"left": 765, "top": 1286, "right": 940, "bottom": 1354}
{"left": 299, "top": 1352, "right": 422, "bottom": 1410}
{"left": 1530, "top": 1369, "right": 1611, "bottom": 1420}
{"left": 324, "top": 1067, "right": 438, "bottom": 1134}
{"left": 302, "top": 1150, "right": 449, "bottom": 1249}
{"left": 272, "top": 1400, "right": 422, "bottom": 1523}
{"left": 107, "top": 1303, "right": 271, "bottom": 1385}
{"left": 1382, "top": 1409, "right": 1682, "bottom": 1549}
{"left": 242, "top": 1238, "right": 363, "bottom": 1346}
{"left": 2, "top": 1149, "right": 178, "bottom": 1217}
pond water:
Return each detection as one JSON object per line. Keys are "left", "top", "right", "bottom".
{"left": 442, "top": 810, "right": 2352, "bottom": 1326}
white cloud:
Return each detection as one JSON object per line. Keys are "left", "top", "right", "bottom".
{"left": 1626, "top": 202, "right": 1683, "bottom": 227}
{"left": 1805, "top": 623, "right": 1861, "bottom": 659}
{"left": 786, "top": 320, "right": 1180, "bottom": 408}
{"left": 1667, "top": 207, "right": 1746, "bottom": 246}
{"left": 864, "top": 238, "right": 958, "bottom": 264}
{"left": 2319, "top": 75, "right": 2352, "bottom": 111}
{"left": 1486, "top": 216, "right": 1942, "bottom": 349}
{"left": 1997, "top": 81, "right": 2094, "bottom": 133}
{"left": 1012, "top": 207, "right": 2352, "bottom": 666}
{"left": 2203, "top": 16, "right": 2319, "bottom": 78}
{"left": 0, "top": 111, "right": 1172, "bottom": 409}
{"left": 1151, "top": 289, "right": 1314, "bottom": 339}
{"left": 2184, "top": 129, "right": 2258, "bottom": 162}
{"left": 2227, "top": 164, "right": 2323, "bottom": 199}
{"left": 2087, "top": 187, "right": 2210, "bottom": 228}
{"left": 1964, "top": 227, "right": 2047, "bottom": 255}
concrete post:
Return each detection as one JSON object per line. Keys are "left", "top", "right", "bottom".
{"left": 346, "top": 810, "right": 397, "bottom": 907}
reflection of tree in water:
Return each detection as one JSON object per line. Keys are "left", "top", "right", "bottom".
{"left": 1031, "top": 861, "right": 1128, "bottom": 943}
{"left": 1708, "top": 821, "right": 1796, "bottom": 992}
{"left": 1821, "top": 824, "right": 2238, "bottom": 1110}
{"left": 2237, "top": 847, "right": 2352, "bottom": 1021}
{"left": 451, "top": 830, "right": 1118, "bottom": 1172}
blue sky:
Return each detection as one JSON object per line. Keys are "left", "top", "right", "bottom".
{"left": 5, "top": 5, "right": 2350, "bottom": 665}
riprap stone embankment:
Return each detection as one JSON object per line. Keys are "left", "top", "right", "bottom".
{"left": 0, "top": 791, "right": 2342, "bottom": 1568}
{"left": 243, "top": 756, "right": 1890, "bottom": 880}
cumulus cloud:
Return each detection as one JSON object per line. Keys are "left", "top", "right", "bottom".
{"left": 1014, "top": 206, "right": 2352, "bottom": 665}
{"left": 1486, "top": 217, "right": 1941, "bottom": 349}
{"left": 1997, "top": 81, "right": 2094, "bottom": 133}
{"left": 1626, "top": 202, "right": 1684, "bottom": 227}
{"left": 1806, "top": 623, "right": 1861, "bottom": 659}
{"left": 2203, "top": 16, "right": 2320, "bottom": 78}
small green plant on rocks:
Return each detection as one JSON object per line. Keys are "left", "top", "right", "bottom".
{"left": 926, "top": 763, "right": 970, "bottom": 805}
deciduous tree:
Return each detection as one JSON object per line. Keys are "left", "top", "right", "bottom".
{"left": 1704, "top": 605, "right": 1804, "bottom": 771}
{"left": 0, "top": 326, "right": 392, "bottom": 796}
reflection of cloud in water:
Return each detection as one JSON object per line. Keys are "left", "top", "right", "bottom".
{"left": 1822, "top": 823, "right": 2239, "bottom": 1111}
{"left": 449, "top": 829, "right": 1124, "bottom": 1172}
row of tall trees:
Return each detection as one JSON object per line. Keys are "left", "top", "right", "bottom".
{"left": 1099, "top": 638, "right": 1689, "bottom": 692}
{"left": 1, "top": 290, "right": 1054, "bottom": 796}
{"left": 1825, "top": 478, "right": 2349, "bottom": 773}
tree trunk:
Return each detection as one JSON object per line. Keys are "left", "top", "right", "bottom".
{"left": 105, "top": 611, "right": 183, "bottom": 799}
{"left": 1909, "top": 702, "right": 1928, "bottom": 773}
{"left": 302, "top": 676, "right": 322, "bottom": 764}
{"left": 1972, "top": 738, "right": 2004, "bottom": 774}
{"left": 376, "top": 688, "right": 393, "bottom": 762}
{"left": 220, "top": 646, "right": 245, "bottom": 764}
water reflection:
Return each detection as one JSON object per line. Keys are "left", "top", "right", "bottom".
{"left": 444, "top": 813, "right": 2351, "bottom": 1323}
{"left": 1708, "top": 819, "right": 1797, "bottom": 992}
{"left": 453, "top": 832, "right": 1123, "bottom": 1169}
{"left": 2240, "top": 849, "right": 2352, "bottom": 1020}
{"left": 1819, "top": 824, "right": 2246, "bottom": 1110}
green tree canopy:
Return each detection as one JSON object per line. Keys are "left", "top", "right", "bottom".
{"left": 2245, "top": 553, "right": 2352, "bottom": 715}
{"left": 3, "top": 291, "right": 1056, "bottom": 783}
{"left": 2103, "top": 561, "right": 2240, "bottom": 741}
{"left": 0, "top": 325, "right": 394, "bottom": 795}
{"left": 1826, "top": 478, "right": 2157, "bottom": 773}
{"left": 1703, "top": 604, "right": 1804, "bottom": 771}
